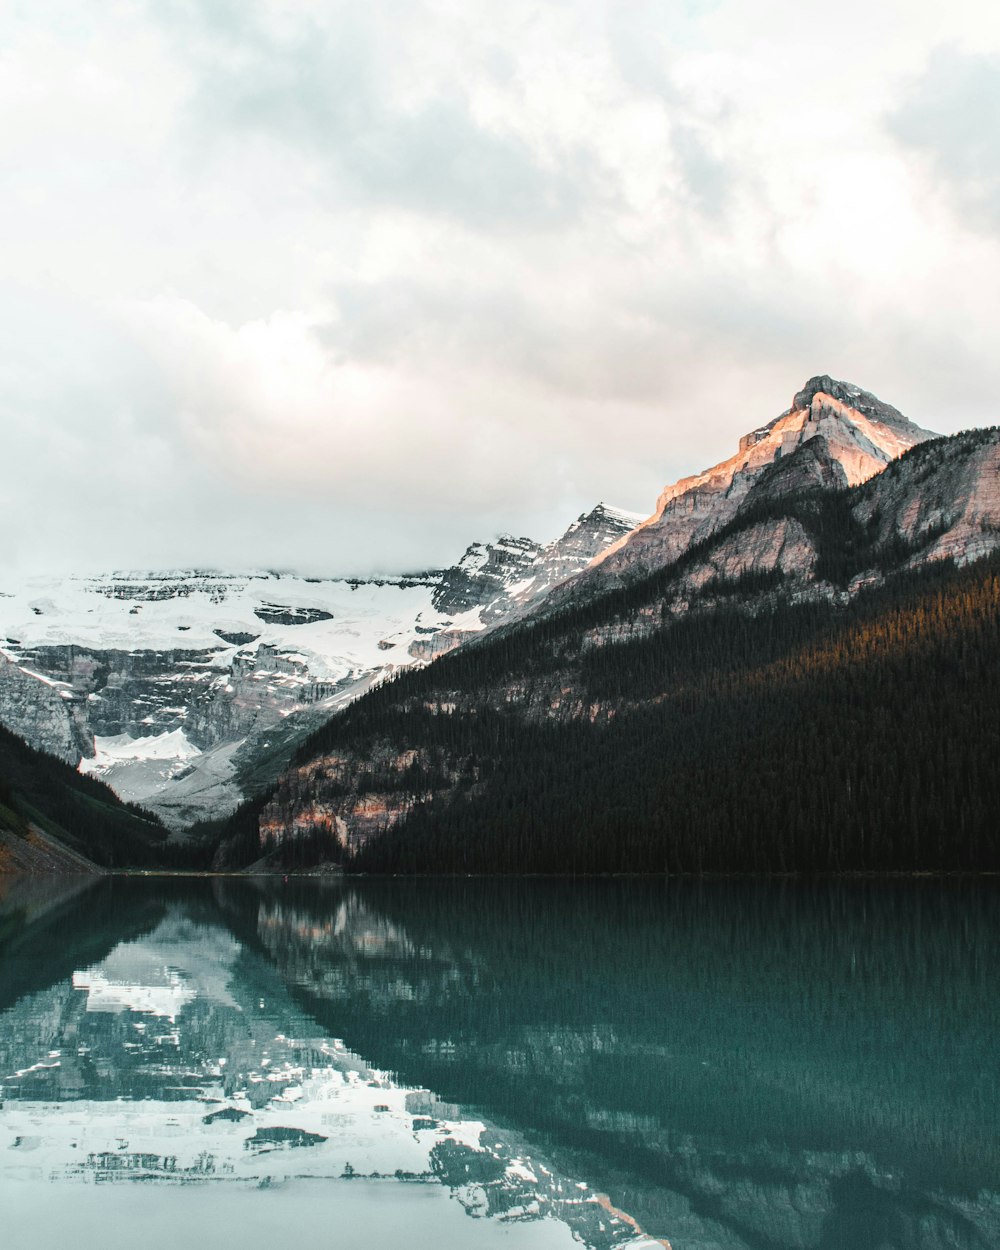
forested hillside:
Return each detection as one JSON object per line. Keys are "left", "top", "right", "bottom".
{"left": 200, "top": 422, "right": 1000, "bottom": 875}
{"left": 209, "top": 547, "right": 999, "bottom": 874}
{"left": 0, "top": 725, "right": 169, "bottom": 870}
{"left": 354, "top": 556, "right": 1000, "bottom": 873}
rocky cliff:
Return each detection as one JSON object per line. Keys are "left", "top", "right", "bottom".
{"left": 851, "top": 426, "right": 1000, "bottom": 568}
{"left": 0, "top": 649, "right": 92, "bottom": 764}
{"left": 496, "top": 503, "right": 644, "bottom": 619}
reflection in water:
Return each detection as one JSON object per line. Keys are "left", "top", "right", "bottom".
{"left": 1, "top": 875, "right": 998, "bottom": 1250}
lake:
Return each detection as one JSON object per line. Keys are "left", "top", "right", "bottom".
{"left": 1, "top": 874, "right": 998, "bottom": 1249}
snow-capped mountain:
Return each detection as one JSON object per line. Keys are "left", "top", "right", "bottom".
{"left": 5, "top": 373, "right": 986, "bottom": 838}
{"left": 409, "top": 504, "right": 642, "bottom": 659}
{"left": 0, "top": 570, "right": 444, "bottom": 828}
{"left": 0, "top": 506, "right": 642, "bottom": 828}
{"left": 500, "top": 503, "right": 645, "bottom": 617}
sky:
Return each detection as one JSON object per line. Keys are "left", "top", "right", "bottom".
{"left": 3, "top": 0, "right": 1000, "bottom": 578}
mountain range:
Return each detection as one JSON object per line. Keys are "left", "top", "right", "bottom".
{"left": 210, "top": 376, "right": 1000, "bottom": 873}
{"left": 1, "top": 374, "right": 998, "bottom": 873}
{"left": 0, "top": 504, "right": 640, "bottom": 828}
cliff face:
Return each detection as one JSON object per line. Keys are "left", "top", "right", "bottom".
{"left": 405, "top": 505, "right": 642, "bottom": 658}
{"left": 430, "top": 536, "right": 543, "bottom": 617}
{"left": 568, "top": 429, "right": 1000, "bottom": 652}
{"left": 0, "top": 636, "right": 374, "bottom": 829}
{"left": 255, "top": 742, "right": 473, "bottom": 866}
{"left": 851, "top": 428, "right": 1000, "bottom": 569}
{"left": 496, "top": 503, "right": 644, "bottom": 620}
{"left": 0, "top": 651, "right": 92, "bottom": 764}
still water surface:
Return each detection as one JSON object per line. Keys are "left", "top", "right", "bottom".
{"left": 0, "top": 876, "right": 998, "bottom": 1249}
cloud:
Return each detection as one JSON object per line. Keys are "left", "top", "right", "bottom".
{"left": 890, "top": 46, "right": 1000, "bottom": 233}
{"left": 4, "top": 0, "right": 1000, "bottom": 580}
{"left": 149, "top": 0, "right": 600, "bottom": 232}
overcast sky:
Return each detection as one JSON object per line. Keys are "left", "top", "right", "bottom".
{"left": 3, "top": 0, "right": 1000, "bottom": 577}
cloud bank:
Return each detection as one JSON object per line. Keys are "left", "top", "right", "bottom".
{"left": 3, "top": 0, "right": 1000, "bottom": 576}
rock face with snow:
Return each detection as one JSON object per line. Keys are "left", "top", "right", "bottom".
{"left": 405, "top": 504, "right": 643, "bottom": 659}
{"left": 0, "top": 509, "right": 641, "bottom": 828}
{"left": 0, "top": 649, "right": 92, "bottom": 764}
{"left": 430, "top": 536, "right": 543, "bottom": 617}
{"left": 494, "top": 503, "right": 644, "bottom": 620}
{"left": 0, "top": 571, "right": 449, "bottom": 828}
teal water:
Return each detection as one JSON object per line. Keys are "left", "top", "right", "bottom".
{"left": 0, "top": 875, "right": 998, "bottom": 1249}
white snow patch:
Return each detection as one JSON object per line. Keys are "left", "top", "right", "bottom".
{"left": 12, "top": 666, "right": 72, "bottom": 692}
{"left": 439, "top": 606, "right": 487, "bottom": 632}
{"left": 601, "top": 504, "right": 645, "bottom": 526}
{"left": 456, "top": 545, "right": 490, "bottom": 574}
{"left": 83, "top": 729, "right": 201, "bottom": 767}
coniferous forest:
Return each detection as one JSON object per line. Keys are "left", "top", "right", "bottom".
{"left": 0, "top": 723, "right": 169, "bottom": 869}
{"left": 257, "top": 551, "right": 1000, "bottom": 876}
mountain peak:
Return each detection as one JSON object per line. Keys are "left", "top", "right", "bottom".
{"left": 572, "top": 374, "right": 938, "bottom": 590}
{"left": 789, "top": 375, "right": 918, "bottom": 433}
{"left": 581, "top": 502, "right": 646, "bottom": 527}
{"left": 792, "top": 375, "right": 860, "bottom": 410}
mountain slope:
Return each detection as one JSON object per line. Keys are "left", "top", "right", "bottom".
{"left": 0, "top": 507, "right": 639, "bottom": 828}
{"left": 216, "top": 419, "right": 1000, "bottom": 875}
{"left": 0, "top": 817, "right": 104, "bottom": 874}
{"left": 408, "top": 504, "right": 643, "bottom": 659}
{"left": 0, "top": 724, "right": 168, "bottom": 870}
{"left": 245, "top": 550, "right": 1000, "bottom": 875}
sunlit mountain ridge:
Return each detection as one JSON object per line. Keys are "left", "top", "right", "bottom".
{"left": 208, "top": 378, "right": 1000, "bottom": 873}
{"left": 2, "top": 375, "right": 999, "bottom": 874}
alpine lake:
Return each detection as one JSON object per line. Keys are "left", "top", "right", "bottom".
{"left": 1, "top": 874, "right": 998, "bottom": 1250}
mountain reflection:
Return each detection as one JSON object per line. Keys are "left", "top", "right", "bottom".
{"left": 1, "top": 875, "right": 999, "bottom": 1250}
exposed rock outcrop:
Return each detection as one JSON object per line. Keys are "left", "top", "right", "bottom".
{"left": 0, "top": 651, "right": 92, "bottom": 763}
{"left": 852, "top": 427, "right": 1000, "bottom": 569}
{"left": 497, "top": 503, "right": 644, "bottom": 620}
{"left": 431, "top": 536, "right": 543, "bottom": 617}
{"left": 681, "top": 515, "right": 818, "bottom": 595}
{"left": 255, "top": 742, "right": 472, "bottom": 865}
